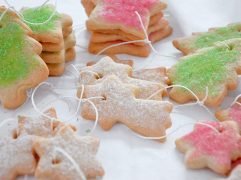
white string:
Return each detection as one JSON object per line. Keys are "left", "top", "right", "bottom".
{"left": 231, "top": 94, "right": 241, "bottom": 106}
{"left": 3, "top": 0, "right": 58, "bottom": 26}
{"left": 147, "top": 85, "right": 215, "bottom": 119}
{"left": 31, "top": 82, "right": 102, "bottom": 134}
{"left": 95, "top": 11, "right": 176, "bottom": 60}
{"left": 133, "top": 121, "right": 219, "bottom": 140}
{"left": 54, "top": 147, "right": 87, "bottom": 180}
{"left": 214, "top": 41, "right": 230, "bottom": 49}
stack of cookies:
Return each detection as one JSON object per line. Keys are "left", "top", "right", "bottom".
{"left": 81, "top": 0, "right": 172, "bottom": 57}
{"left": 21, "top": 5, "right": 76, "bottom": 76}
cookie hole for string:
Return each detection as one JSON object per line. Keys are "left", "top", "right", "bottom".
{"left": 101, "top": 95, "right": 107, "bottom": 101}
{"left": 96, "top": 74, "right": 103, "bottom": 80}
{"left": 32, "top": 149, "right": 40, "bottom": 162}
{"left": 12, "top": 129, "right": 19, "bottom": 139}
{"left": 52, "top": 157, "right": 61, "bottom": 165}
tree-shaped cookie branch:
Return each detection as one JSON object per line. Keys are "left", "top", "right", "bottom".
{"left": 0, "top": 6, "right": 49, "bottom": 108}
{"left": 168, "top": 39, "right": 241, "bottom": 107}
{"left": 80, "top": 75, "right": 173, "bottom": 142}
{"left": 173, "top": 22, "right": 241, "bottom": 55}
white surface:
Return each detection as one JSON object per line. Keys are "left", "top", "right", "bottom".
{"left": 0, "top": 0, "right": 241, "bottom": 180}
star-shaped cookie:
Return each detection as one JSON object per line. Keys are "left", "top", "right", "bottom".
{"left": 34, "top": 126, "right": 104, "bottom": 179}
{"left": 86, "top": 0, "right": 167, "bottom": 39}
{"left": 78, "top": 56, "right": 166, "bottom": 100}
{"left": 0, "top": 6, "right": 49, "bottom": 109}
{"left": 81, "top": 75, "right": 173, "bottom": 142}
{"left": 216, "top": 98, "right": 241, "bottom": 130}
{"left": 0, "top": 135, "right": 36, "bottom": 179}
{"left": 176, "top": 121, "right": 241, "bottom": 175}
{"left": 18, "top": 108, "right": 77, "bottom": 138}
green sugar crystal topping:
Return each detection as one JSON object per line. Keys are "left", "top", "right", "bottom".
{"left": 0, "top": 22, "right": 33, "bottom": 86}
{"left": 172, "top": 47, "right": 239, "bottom": 96}
{"left": 194, "top": 25, "right": 241, "bottom": 49}
{"left": 22, "top": 5, "right": 60, "bottom": 32}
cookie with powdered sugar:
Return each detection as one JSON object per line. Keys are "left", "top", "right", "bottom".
{"left": 18, "top": 108, "right": 77, "bottom": 138}
{"left": 176, "top": 121, "right": 241, "bottom": 175}
{"left": 0, "top": 135, "right": 36, "bottom": 179}
{"left": 78, "top": 56, "right": 166, "bottom": 100}
{"left": 80, "top": 75, "right": 173, "bottom": 142}
{"left": 34, "top": 126, "right": 104, "bottom": 179}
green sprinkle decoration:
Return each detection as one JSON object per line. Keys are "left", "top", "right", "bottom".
{"left": 22, "top": 5, "right": 60, "bottom": 32}
{"left": 0, "top": 22, "right": 33, "bottom": 86}
{"left": 171, "top": 47, "right": 239, "bottom": 96}
{"left": 194, "top": 24, "right": 241, "bottom": 49}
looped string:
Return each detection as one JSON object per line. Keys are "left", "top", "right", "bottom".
{"left": 147, "top": 84, "right": 215, "bottom": 119}
{"left": 133, "top": 121, "right": 219, "bottom": 140}
{"left": 214, "top": 40, "right": 231, "bottom": 49}
{"left": 54, "top": 147, "right": 87, "bottom": 180}
{"left": 3, "top": 0, "right": 58, "bottom": 26}
{"left": 231, "top": 94, "right": 241, "bottom": 106}
{"left": 31, "top": 82, "right": 102, "bottom": 134}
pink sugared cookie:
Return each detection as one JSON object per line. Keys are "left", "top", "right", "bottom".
{"left": 86, "top": 0, "right": 167, "bottom": 39}
{"left": 176, "top": 121, "right": 241, "bottom": 175}
{"left": 216, "top": 99, "right": 241, "bottom": 130}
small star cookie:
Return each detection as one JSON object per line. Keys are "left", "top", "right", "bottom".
{"left": 176, "top": 121, "right": 241, "bottom": 175}
{"left": 80, "top": 75, "right": 173, "bottom": 142}
{"left": 78, "top": 56, "right": 166, "bottom": 100}
{"left": 34, "top": 126, "right": 104, "bottom": 179}
{"left": 0, "top": 135, "right": 36, "bottom": 179}
{"left": 18, "top": 108, "right": 77, "bottom": 138}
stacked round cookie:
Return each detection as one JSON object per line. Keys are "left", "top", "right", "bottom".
{"left": 21, "top": 5, "right": 76, "bottom": 76}
{"left": 81, "top": 0, "right": 172, "bottom": 57}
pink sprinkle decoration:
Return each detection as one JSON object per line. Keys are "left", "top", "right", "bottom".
{"left": 229, "top": 104, "right": 241, "bottom": 127}
{"left": 101, "top": 0, "right": 158, "bottom": 29}
{"left": 182, "top": 122, "right": 241, "bottom": 165}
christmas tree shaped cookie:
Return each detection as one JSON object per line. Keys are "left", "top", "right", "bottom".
{"left": 173, "top": 23, "right": 241, "bottom": 55}
{"left": 168, "top": 39, "right": 241, "bottom": 107}
{"left": 0, "top": 6, "right": 49, "bottom": 109}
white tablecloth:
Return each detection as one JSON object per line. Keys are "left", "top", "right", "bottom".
{"left": 0, "top": 0, "right": 240, "bottom": 180}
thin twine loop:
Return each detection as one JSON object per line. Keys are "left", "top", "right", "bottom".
{"left": 231, "top": 94, "right": 241, "bottom": 106}
{"left": 133, "top": 121, "right": 219, "bottom": 140}
{"left": 95, "top": 11, "right": 176, "bottom": 61}
{"left": 3, "top": 0, "right": 58, "bottom": 26}
{"left": 147, "top": 85, "right": 215, "bottom": 119}
{"left": 54, "top": 147, "right": 87, "bottom": 180}
{"left": 214, "top": 41, "right": 231, "bottom": 49}
{"left": 31, "top": 82, "right": 102, "bottom": 134}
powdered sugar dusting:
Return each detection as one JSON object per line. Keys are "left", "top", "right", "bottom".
{"left": 79, "top": 57, "right": 166, "bottom": 100}
{"left": 81, "top": 75, "right": 172, "bottom": 139}
{"left": 35, "top": 127, "right": 104, "bottom": 179}
{"left": 0, "top": 135, "right": 36, "bottom": 179}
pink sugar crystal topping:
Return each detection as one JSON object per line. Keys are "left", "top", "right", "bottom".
{"left": 102, "top": 0, "right": 158, "bottom": 29}
{"left": 230, "top": 104, "right": 241, "bottom": 126}
{"left": 182, "top": 122, "right": 241, "bottom": 164}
